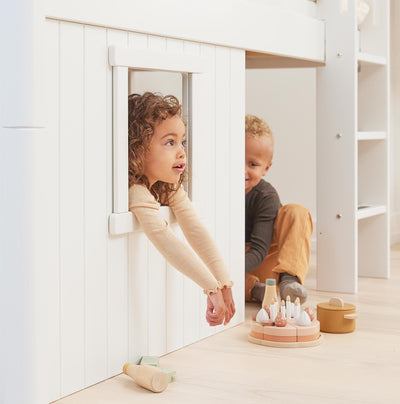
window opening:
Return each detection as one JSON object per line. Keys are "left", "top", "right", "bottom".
{"left": 128, "top": 70, "right": 192, "bottom": 198}
{"left": 108, "top": 46, "right": 204, "bottom": 235}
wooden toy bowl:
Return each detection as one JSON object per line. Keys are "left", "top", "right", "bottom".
{"left": 317, "top": 297, "right": 357, "bottom": 333}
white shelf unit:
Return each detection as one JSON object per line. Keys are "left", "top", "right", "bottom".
{"left": 317, "top": 0, "right": 390, "bottom": 293}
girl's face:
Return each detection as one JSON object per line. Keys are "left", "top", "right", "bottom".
{"left": 144, "top": 115, "right": 186, "bottom": 187}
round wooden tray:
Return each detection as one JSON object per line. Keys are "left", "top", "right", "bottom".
{"left": 248, "top": 333, "right": 324, "bottom": 348}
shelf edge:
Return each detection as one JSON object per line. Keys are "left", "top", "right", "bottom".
{"left": 357, "top": 205, "right": 387, "bottom": 220}
{"left": 357, "top": 52, "right": 387, "bottom": 66}
{"left": 357, "top": 131, "right": 387, "bottom": 141}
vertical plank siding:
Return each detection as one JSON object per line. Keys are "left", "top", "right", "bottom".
{"left": 83, "top": 25, "right": 109, "bottom": 387}
{"left": 38, "top": 19, "right": 61, "bottom": 403}
{"left": 44, "top": 19, "right": 244, "bottom": 401}
{"left": 229, "top": 49, "right": 246, "bottom": 319}
{"left": 104, "top": 28, "right": 130, "bottom": 377}
{"left": 58, "top": 21, "right": 86, "bottom": 396}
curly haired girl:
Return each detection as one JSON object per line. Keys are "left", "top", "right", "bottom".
{"left": 128, "top": 92, "right": 235, "bottom": 326}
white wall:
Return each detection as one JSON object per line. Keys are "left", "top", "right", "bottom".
{"left": 245, "top": 68, "right": 316, "bottom": 220}
{"left": 391, "top": 0, "right": 400, "bottom": 244}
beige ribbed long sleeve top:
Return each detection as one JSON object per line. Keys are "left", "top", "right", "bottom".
{"left": 129, "top": 184, "right": 233, "bottom": 294}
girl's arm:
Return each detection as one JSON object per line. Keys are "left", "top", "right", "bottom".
{"left": 169, "top": 187, "right": 235, "bottom": 324}
{"left": 129, "top": 184, "right": 221, "bottom": 295}
{"left": 168, "top": 186, "right": 233, "bottom": 289}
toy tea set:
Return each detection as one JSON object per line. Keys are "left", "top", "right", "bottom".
{"left": 248, "top": 279, "right": 358, "bottom": 348}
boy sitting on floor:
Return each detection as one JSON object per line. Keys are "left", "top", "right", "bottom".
{"left": 245, "top": 114, "right": 313, "bottom": 304}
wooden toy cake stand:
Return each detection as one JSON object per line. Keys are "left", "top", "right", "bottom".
{"left": 248, "top": 333, "right": 323, "bottom": 348}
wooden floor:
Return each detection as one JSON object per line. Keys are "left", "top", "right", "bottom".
{"left": 55, "top": 244, "right": 400, "bottom": 404}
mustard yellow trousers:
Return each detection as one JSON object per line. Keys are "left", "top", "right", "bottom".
{"left": 245, "top": 204, "right": 313, "bottom": 301}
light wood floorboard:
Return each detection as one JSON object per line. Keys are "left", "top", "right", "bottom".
{"left": 54, "top": 244, "right": 400, "bottom": 403}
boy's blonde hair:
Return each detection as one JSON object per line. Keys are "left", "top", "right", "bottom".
{"left": 245, "top": 114, "right": 274, "bottom": 161}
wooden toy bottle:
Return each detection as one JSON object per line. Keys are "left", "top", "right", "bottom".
{"left": 262, "top": 278, "right": 278, "bottom": 309}
{"left": 123, "top": 363, "right": 169, "bottom": 393}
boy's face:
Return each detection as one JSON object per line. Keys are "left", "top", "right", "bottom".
{"left": 245, "top": 134, "right": 272, "bottom": 194}
{"left": 144, "top": 115, "right": 186, "bottom": 187}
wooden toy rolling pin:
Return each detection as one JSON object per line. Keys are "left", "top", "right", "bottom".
{"left": 123, "top": 363, "right": 169, "bottom": 393}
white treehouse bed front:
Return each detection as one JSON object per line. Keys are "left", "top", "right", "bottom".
{"left": 0, "top": 1, "right": 324, "bottom": 403}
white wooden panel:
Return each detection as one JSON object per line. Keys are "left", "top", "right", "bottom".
{"left": 148, "top": 34, "right": 166, "bottom": 52}
{"left": 165, "top": 37, "right": 186, "bottom": 353}
{"left": 59, "top": 21, "right": 85, "bottom": 396}
{"left": 166, "top": 263, "right": 185, "bottom": 353}
{"left": 34, "top": 19, "right": 61, "bottom": 403}
{"left": 44, "top": 0, "right": 325, "bottom": 62}
{"left": 106, "top": 28, "right": 129, "bottom": 375}
{"left": 198, "top": 44, "right": 217, "bottom": 339}
{"left": 316, "top": 0, "right": 358, "bottom": 293}
{"left": 317, "top": 0, "right": 390, "bottom": 290}
{"left": 182, "top": 278, "right": 201, "bottom": 346}
{"left": 214, "top": 46, "right": 231, "bottom": 263}
{"left": 127, "top": 32, "right": 148, "bottom": 50}
{"left": 4, "top": 12, "right": 249, "bottom": 402}
{"left": 229, "top": 48, "right": 245, "bottom": 324}
{"left": 33, "top": 131, "right": 61, "bottom": 403}
{"left": 109, "top": 46, "right": 206, "bottom": 73}
{"left": 83, "top": 25, "right": 109, "bottom": 386}
{"left": 191, "top": 43, "right": 217, "bottom": 340}
{"left": 147, "top": 243, "right": 167, "bottom": 356}
{"left": 112, "top": 66, "right": 129, "bottom": 213}
{"left": 390, "top": 3, "right": 400, "bottom": 246}
{"left": 183, "top": 41, "right": 201, "bottom": 57}
{"left": 198, "top": 44, "right": 216, "bottom": 235}
{"left": 144, "top": 33, "right": 168, "bottom": 358}
{"left": 208, "top": 46, "right": 232, "bottom": 337}
{"left": 166, "top": 225, "right": 185, "bottom": 353}
{"left": 128, "top": 232, "right": 149, "bottom": 363}
{"left": 183, "top": 41, "right": 212, "bottom": 340}
{"left": 52, "top": 26, "right": 247, "bottom": 401}
{"left": 166, "top": 37, "right": 184, "bottom": 54}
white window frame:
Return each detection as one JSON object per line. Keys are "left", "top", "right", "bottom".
{"left": 108, "top": 46, "right": 206, "bottom": 235}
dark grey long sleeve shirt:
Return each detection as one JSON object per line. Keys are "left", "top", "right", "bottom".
{"left": 245, "top": 179, "right": 282, "bottom": 274}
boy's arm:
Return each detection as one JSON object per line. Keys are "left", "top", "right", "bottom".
{"left": 246, "top": 194, "right": 281, "bottom": 273}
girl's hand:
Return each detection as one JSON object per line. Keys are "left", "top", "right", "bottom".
{"left": 206, "top": 289, "right": 226, "bottom": 326}
{"left": 221, "top": 286, "right": 235, "bottom": 325}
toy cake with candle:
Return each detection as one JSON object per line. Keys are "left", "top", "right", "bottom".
{"left": 248, "top": 296, "right": 322, "bottom": 347}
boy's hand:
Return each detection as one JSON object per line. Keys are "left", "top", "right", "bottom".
{"left": 221, "top": 286, "right": 235, "bottom": 325}
{"left": 206, "top": 289, "right": 226, "bottom": 326}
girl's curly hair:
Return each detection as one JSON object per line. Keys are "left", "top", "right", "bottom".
{"left": 128, "top": 92, "right": 187, "bottom": 203}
